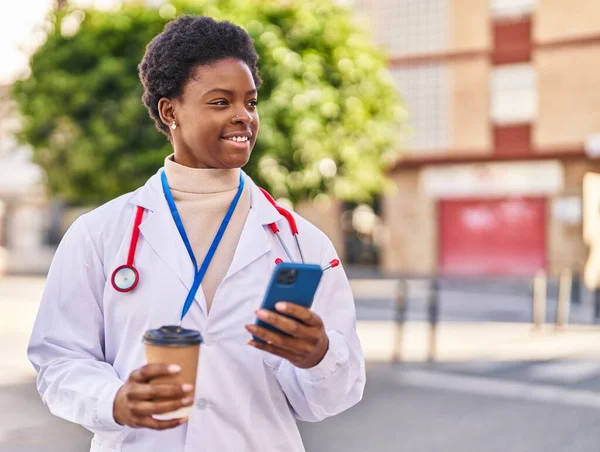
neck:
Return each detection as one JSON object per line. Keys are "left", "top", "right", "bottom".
{"left": 164, "top": 154, "right": 240, "bottom": 194}
{"left": 173, "top": 149, "right": 212, "bottom": 169}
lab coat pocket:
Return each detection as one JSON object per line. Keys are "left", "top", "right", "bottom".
{"left": 243, "top": 329, "right": 281, "bottom": 371}
{"left": 261, "top": 349, "right": 283, "bottom": 372}
{"left": 91, "top": 435, "right": 124, "bottom": 452}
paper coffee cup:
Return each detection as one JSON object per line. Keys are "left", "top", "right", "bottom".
{"left": 143, "top": 325, "right": 202, "bottom": 420}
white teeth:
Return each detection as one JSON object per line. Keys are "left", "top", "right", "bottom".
{"left": 227, "top": 136, "right": 248, "bottom": 142}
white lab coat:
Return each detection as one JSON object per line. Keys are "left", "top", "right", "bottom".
{"left": 28, "top": 170, "right": 365, "bottom": 452}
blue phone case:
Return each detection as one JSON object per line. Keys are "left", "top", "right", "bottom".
{"left": 254, "top": 263, "right": 323, "bottom": 341}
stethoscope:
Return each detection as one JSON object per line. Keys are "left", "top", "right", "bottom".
{"left": 258, "top": 186, "right": 339, "bottom": 271}
{"left": 111, "top": 172, "right": 339, "bottom": 304}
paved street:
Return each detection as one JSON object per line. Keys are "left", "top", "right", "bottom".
{"left": 4, "top": 362, "right": 600, "bottom": 452}
{"left": 300, "top": 361, "right": 600, "bottom": 452}
{"left": 3, "top": 276, "right": 600, "bottom": 451}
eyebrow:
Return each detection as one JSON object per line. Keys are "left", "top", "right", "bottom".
{"left": 202, "top": 88, "right": 257, "bottom": 97}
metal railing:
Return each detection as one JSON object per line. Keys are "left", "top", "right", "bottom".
{"left": 384, "top": 268, "right": 593, "bottom": 362}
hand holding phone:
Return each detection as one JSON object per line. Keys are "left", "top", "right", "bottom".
{"left": 245, "top": 263, "right": 330, "bottom": 369}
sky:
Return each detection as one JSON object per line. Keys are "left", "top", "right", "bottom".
{"left": 0, "top": 0, "right": 55, "bottom": 85}
{"left": 0, "top": 0, "right": 127, "bottom": 191}
{"left": 0, "top": 0, "right": 126, "bottom": 85}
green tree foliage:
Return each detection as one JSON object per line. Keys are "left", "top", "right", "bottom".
{"left": 12, "top": 0, "right": 403, "bottom": 205}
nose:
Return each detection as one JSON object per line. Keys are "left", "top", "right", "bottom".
{"left": 231, "top": 111, "right": 253, "bottom": 124}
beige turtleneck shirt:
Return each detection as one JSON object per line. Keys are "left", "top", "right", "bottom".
{"left": 164, "top": 155, "right": 251, "bottom": 312}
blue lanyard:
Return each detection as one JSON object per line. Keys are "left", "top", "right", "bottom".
{"left": 160, "top": 170, "right": 245, "bottom": 322}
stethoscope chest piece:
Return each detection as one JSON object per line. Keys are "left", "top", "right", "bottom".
{"left": 111, "top": 265, "right": 139, "bottom": 293}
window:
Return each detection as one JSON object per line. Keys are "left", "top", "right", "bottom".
{"left": 490, "top": 63, "right": 537, "bottom": 124}
{"left": 490, "top": 0, "right": 536, "bottom": 18}
{"left": 391, "top": 64, "right": 449, "bottom": 151}
{"left": 376, "top": 0, "right": 448, "bottom": 56}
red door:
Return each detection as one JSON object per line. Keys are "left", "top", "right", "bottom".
{"left": 439, "top": 198, "right": 546, "bottom": 276}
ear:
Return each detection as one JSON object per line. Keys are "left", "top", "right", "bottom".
{"left": 158, "top": 98, "right": 176, "bottom": 128}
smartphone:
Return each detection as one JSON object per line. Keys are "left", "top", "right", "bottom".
{"left": 254, "top": 262, "right": 323, "bottom": 341}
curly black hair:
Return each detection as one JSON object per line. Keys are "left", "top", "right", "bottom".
{"left": 138, "top": 15, "right": 262, "bottom": 137}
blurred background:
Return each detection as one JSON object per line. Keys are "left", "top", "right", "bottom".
{"left": 2, "top": 0, "right": 600, "bottom": 451}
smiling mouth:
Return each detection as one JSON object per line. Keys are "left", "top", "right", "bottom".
{"left": 222, "top": 136, "right": 250, "bottom": 143}
{"left": 221, "top": 136, "right": 251, "bottom": 149}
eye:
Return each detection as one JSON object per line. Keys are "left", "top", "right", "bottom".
{"left": 209, "top": 100, "right": 229, "bottom": 106}
{"left": 248, "top": 100, "right": 258, "bottom": 107}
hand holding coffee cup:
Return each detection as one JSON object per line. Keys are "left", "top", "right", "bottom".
{"left": 113, "top": 363, "right": 194, "bottom": 430}
{"left": 113, "top": 326, "right": 202, "bottom": 429}
{"left": 143, "top": 326, "right": 201, "bottom": 420}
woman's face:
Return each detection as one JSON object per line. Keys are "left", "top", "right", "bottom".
{"left": 161, "top": 58, "right": 259, "bottom": 169}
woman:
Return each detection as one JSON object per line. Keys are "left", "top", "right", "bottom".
{"left": 28, "top": 15, "right": 365, "bottom": 452}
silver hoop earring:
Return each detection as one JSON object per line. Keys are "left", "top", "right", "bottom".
{"left": 170, "top": 121, "right": 177, "bottom": 130}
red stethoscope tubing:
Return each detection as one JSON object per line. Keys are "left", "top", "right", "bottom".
{"left": 260, "top": 189, "right": 338, "bottom": 270}
{"left": 110, "top": 205, "right": 144, "bottom": 293}
{"left": 127, "top": 206, "right": 144, "bottom": 266}
{"left": 259, "top": 188, "right": 299, "bottom": 234}
{"left": 259, "top": 187, "right": 308, "bottom": 264}
{"left": 111, "top": 189, "right": 339, "bottom": 293}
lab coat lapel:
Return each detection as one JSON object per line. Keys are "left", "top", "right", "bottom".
{"left": 130, "top": 172, "right": 196, "bottom": 296}
{"left": 224, "top": 174, "right": 282, "bottom": 281}
{"left": 129, "top": 171, "right": 283, "bottom": 311}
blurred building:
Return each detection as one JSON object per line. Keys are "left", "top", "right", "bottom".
{"left": 4, "top": 0, "right": 600, "bottom": 278}
{"left": 0, "top": 85, "right": 57, "bottom": 274}
{"left": 353, "top": 0, "right": 600, "bottom": 276}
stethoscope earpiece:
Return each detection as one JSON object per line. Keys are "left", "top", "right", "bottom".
{"left": 274, "top": 258, "right": 339, "bottom": 272}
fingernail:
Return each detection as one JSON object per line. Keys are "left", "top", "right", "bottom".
{"left": 179, "top": 417, "right": 189, "bottom": 425}
{"left": 181, "top": 397, "right": 193, "bottom": 405}
{"left": 245, "top": 324, "right": 254, "bottom": 332}
{"left": 168, "top": 364, "right": 182, "bottom": 373}
{"left": 256, "top": 310, "right": 267, "bottom": 320}
{"left": 275, "top": 302, "right": 287, "bottom": 312}
{"left": 182, "top": 384, "right": 194, "bottom": 392}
